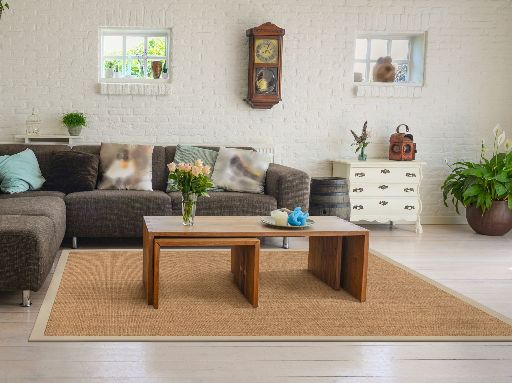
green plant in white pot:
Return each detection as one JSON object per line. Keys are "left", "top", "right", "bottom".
{"left": 62, "top": 112, "right": 86, "bottom": 136}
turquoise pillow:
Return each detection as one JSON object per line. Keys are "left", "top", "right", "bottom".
{"left": 167, "top": 145, "right": 224, "bottom": 192}
{"left": 0, "top": 149, "right": 45, "bottom": 193}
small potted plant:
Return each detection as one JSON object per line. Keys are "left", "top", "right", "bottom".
{"left": 442, "top": 124, "right": 512, "bottom": 236}
{"left": 350, "top": 121, "right": 370, "bottom": 161}
{"left": 0, "top": 1, "right": 9, "bottom": 20}
{"left": 162, "top": 62, "right": 168, "bottom": 79}
{"left": 105, "top": 61, "right": 115, "bottom": 78}
{"left": 62, "top": 112, "right": 86, "bottom": 136}
{"left": 167, "top": 160, "right": 213, "bottom": 226}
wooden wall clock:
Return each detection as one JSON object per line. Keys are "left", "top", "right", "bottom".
{"left": 245, "top": 22, "right": 285, "bottom": 109}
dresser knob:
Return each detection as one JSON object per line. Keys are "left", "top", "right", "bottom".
{"left": 353, "top": 205, "right": 364, "bottom": 210}
{"left": 355, "top": 172, "right": 365, "bottom": 177}
{"left": 378, "top": 185, "right": 389, "bottom": 190}
{"left": 379, "top": 201, "right": 388, "bottom": 206}
{"left": 404, "top": 187, "right": 415, "bottom": 192}
{"left": 404, "top": 205, "right": 416, "bottom": 210}
{"left": 380, "top": 169, "right": 390, "bottom": 174}
{"left": 406, "top": 172, "right": 417, "bottom": 178}
{"left": 352, "top": 187, "right": 363, "bottom": 193}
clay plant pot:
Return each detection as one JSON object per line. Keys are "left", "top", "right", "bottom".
{"left": 152, "top": 61, "right": 162, "bottom": 79}
{"left": 466, "top": 201, "right": 512, "bottom": 236}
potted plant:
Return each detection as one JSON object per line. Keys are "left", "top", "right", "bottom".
{"left": 442, "top": 125, "right": 512, "bottom": 236}
{"left": 105, "top": 61, "right": 114, "bottom": 78}
{"left": 62, "top": 112, "right": 86, "bottom": 137}
{"left": 350, "top": 121, "right": 370, "bottom": 161}
{"left": 162, "top": 62, "right": 168, "bottom": 79}
{"left": 0, "top": 1, "right": 9, "bottom": 20}
{"left": 167, "top": 160, "right": 213, "bottom": 226}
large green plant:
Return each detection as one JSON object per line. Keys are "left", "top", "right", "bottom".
{"left": 442, "top": 125, "right": 512, "bottom": 214}
{"left": 0, "top": 1, "right": 9, "bottom": 19}
{"left": 62, "top": 112, "right": 86, "bottom": 128}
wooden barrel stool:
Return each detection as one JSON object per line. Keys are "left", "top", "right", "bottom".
{"left": 309, "top": 177, "right": 350, "bottom": 220}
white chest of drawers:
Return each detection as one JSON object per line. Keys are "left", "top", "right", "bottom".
{"left": 332, "top": 159, "right": 426, "bottom": 233}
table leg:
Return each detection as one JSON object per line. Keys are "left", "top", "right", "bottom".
{"left": 341, "top": 234, "right": 369, "bottom": 302}
{"left": 308, "top": 236, "right": 342, "bottom": 290}
{"left": 152, "top": 242, "right": 161, "bottom": 309}
{"left": 142, "top": 224, "right": 154, "bottom": 305}
{"left": 231, "top": 243, "right": 260, "bottom": 308}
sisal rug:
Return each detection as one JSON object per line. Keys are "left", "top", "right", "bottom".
{"left": 31, "top": 249, "right": 512, "bottom": 341}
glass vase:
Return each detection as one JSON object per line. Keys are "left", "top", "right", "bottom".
{"left": 182, "top": 192, "right": 198, "bottom": 226}
{"left": 358, "top": 146, "right": 367, "bottom": 161}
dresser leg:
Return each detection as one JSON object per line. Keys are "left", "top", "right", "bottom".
{"left": 389, "top": 221, "right": 394, "bottom": 230}
{"left": 415, "top": 218, "right": 423, "bottom": 234}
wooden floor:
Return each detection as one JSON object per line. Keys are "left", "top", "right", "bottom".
{"left": 0, "top": 224, "right": 511, "bottom": 382}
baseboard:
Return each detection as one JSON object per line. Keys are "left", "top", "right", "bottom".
{"left": 355, "top": 216, "right": 467, "bottom": 225}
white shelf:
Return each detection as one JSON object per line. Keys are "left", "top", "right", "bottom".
{"left": 14, "top": 134, "right": 83, "bottom": 145}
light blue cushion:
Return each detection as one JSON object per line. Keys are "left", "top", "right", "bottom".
{"left": 0, "top": 149, "right": 45, "bottom": 194}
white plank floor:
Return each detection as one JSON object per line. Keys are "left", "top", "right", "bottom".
{"left": 0, "top": 224, "right": 511, "bottom": 382}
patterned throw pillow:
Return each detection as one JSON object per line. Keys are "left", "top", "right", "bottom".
{"left": 97, "top": 143, "right": 154, "bottom": 191}
{"left": 166, "top": 145, "right": 223, "bottom": 192}
{"left": 211, "top": 147, "right": 271, "bottom": 194}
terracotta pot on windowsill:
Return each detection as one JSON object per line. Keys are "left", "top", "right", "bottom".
{"left": 466, "top": 201, "right": 512, "bottom": 236}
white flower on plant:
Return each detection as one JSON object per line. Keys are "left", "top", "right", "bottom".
{"left": 505, "top": 139, "right": 512, "bottom": 151}
{"left": 492, "top": 123, "right": 503, "bottom": 137}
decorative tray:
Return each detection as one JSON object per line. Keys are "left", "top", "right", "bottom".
{"left": 260, "top": 216, "right": 315, "bottom": 229}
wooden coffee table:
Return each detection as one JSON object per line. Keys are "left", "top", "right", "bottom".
{"left": 143, "top": 216, "right": 369, "bottom": 309}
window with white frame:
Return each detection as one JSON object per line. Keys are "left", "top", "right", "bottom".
{"left": 353, "top": 33, "right": 425, "bottom": 85}
{"left": 100, "top": 28, "right": 170, "bottom": 82}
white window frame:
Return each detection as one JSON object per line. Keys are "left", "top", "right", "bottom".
{"left": 99, "top": 28, "right": 171, "bottom": 83}
{"left": 354, "top": 32, "right": 426, "bottom": 86}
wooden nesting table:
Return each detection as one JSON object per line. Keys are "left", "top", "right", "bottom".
{"left": 143, "top": 216, "right": 369, "bottom": 309}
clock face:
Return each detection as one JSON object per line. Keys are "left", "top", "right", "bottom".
{"left": 255, "top": 67, "right": 278, "bottom": 95}
{"left": 255, "top": 39, "right": 279, "bottom": 64}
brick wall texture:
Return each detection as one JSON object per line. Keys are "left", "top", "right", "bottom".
{"left": 1, "top": 0, "right": 511, "bottom": 221}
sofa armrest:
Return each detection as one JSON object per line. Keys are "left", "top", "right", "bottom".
{"left": 265, "top": 164, "right": 311, "bottom": 210}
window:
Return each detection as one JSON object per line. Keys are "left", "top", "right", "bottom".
{"left": 354, "top": 33, "right": 425, "bottom": 85}
{"left": 100, "top": 28, "right": 170, "bottom": 82}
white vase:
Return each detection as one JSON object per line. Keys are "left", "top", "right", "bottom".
{"left": 105, "top": 68, "right": 114, "bottom": 78}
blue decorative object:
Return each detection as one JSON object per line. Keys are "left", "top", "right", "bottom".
{"left": 288, "top": 207, "right": 309, "bottom": 227}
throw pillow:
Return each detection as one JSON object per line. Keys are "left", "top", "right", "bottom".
{"left": 43, "top": 151, "right": 99, "bottom": 194}
{"left": 97, "top": 143, "right": 154, "bottom": 191}
{"left": 167, "top": 145, "right": 224, "bottom": 192}
{"left": 211, "top": 147, "right": 271, "bottom": 194}
{"left": 0, "top": 149, "right": 45, "bottom": 193}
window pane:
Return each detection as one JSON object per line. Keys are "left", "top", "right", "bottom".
{"left": 391, "top": 40, "right": 409, "bottom": 60}
{"left": 370, "top": 39, "right": 388, "bottom": 60}
{"left": 369, "top": 62, "right": 377, "bottom": 81}
{"left": 127, "top": 58, "right": 145, "bottom": 78}
{"left": 354, "top": 39, "right": 367, "bottom": 60}
{"left": 126, "top": 36, "right": 145, "bottom": 56}
{"left": 147, "top": 37, "right": 166, "bottom": 56}
{"left": 395, "top": 62, "right": 408, "bottom": 82}
{"left": 353, "top": 62, "right": 366, "bottom": 82}
{"left": 103, "top": 36, "right": 123, "bottom": 56}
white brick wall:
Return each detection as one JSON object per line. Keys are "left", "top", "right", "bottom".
{"left": 1, "top": 0, "right": 511, "bottom": 222}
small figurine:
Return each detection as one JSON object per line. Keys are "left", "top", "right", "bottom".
{"left": 288, "top": 207, "right": 309, "bottom": 227}
{"left": 373, "top": 56, "right": 395, "bottom": 82}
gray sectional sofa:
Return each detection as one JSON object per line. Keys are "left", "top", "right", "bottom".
{"left": 0, "top": 144, "right": 310, "bottom": 306}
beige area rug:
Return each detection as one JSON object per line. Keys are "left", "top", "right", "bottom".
{"left": 31, "top": 249, "right": 512, "bottom": 341}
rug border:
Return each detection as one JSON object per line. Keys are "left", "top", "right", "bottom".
{"left": 30, "top": 248, "right": 512, "bottom": 342}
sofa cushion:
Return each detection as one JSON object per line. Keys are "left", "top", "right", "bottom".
{"left": 43, "top": 151, "right": 99, "bottom": 194}
{"left": 73, "top": 145, "right": 167, "bottom": 192}
{"left": 211, "top": 148, "right": 272, "bottom": 194}
{"left": 97, "top": 143, "right": 154, "bottom": 191}
{"left": 0, "top": 215, "right": 58, "bottom": 291}
{"left": 0, "top": 196, "right": 66, "bottom": 242}
{"left": 168, "top": 191, "right": 277, "bottom": 216}
{"left": 0, "top": 190, "right": 65, "bottom": 199}
{"left": 0, "top": 149, "right": 46, "bottom": 193}
{"left": 0, "top": 144, "right": 70, "bottom": 178}
{"left": 65, "top": 190, "right": 172, "bottom": 238}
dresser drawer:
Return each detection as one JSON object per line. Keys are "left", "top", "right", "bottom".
{"left": 350, "top": 197, "right": 420, "bottom": 214}
{"left": 350, "top": 167, "right": 420, "bottom": 183}
{"left": 349, "top": 183, "right": 418, "bottom": 197}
